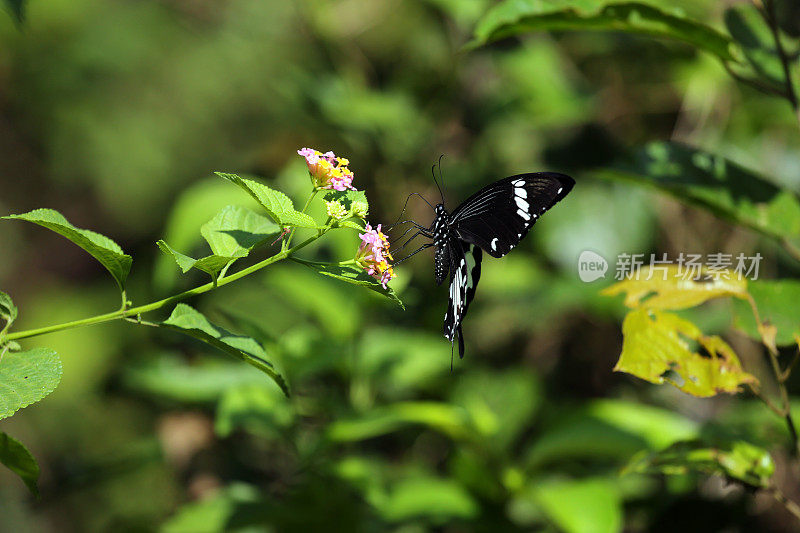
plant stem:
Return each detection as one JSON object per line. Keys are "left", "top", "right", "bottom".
{"left": 747, "top": 295, "right": 800, "bottom": 456}
{"left": 284, "top": 190, "right": 317, "bottom": 250}
{"left": 759, "top": 0, "right": 800, "bottom": 126}
{"left": 5, "top": 235, "right": 319, "bottom": 342}
{"left": 768, "top": 485, "right": 800, "bottom": 520}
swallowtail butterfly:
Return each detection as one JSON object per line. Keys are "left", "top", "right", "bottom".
{"left": 392, "top": 171, "right": 574, "bottom": 361}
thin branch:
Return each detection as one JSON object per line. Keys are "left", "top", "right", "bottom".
{"left": 768, "top": 485, "right": 800, "bottom": 521}
{"left": 760, "top": 0, "right": 800, "bottom": 126}
{"left": 746, "top": 295, "right": 800, "bottom": 455}
{"left": 5, "top": 234, "right": 320, "bottom": 342}
{"left": 780, "top": 238, "right": 800, "bottom": 265}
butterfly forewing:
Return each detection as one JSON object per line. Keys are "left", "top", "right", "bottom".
{"left": 450, "top": 172, "right": 574, "bottom": 258}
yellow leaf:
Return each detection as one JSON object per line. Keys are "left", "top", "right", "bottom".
{"left": 602, "top": 265, "right": 748, "bottom": 310}
{"left": 616, "top": 309, "right": 757, "bottom": 397}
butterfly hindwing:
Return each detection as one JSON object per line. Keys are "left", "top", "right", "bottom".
{"left": 450, "top": 172, "right": 574, "bottom": 258}
{"left": 443, "top": 239, "right": 482, "bottom": 358}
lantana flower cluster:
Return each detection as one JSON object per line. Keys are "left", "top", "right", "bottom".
{"left": 356, "top": 223, "right": 395, "bottom": 289}
{"left": 297, "top": 147, "right": 356, "bottom": 191}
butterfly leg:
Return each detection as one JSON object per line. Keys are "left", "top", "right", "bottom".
{"left": 391, "top": 243, "right": 433, "bottom": 266}
{"left": 390, "top": 225, "right": 431, "bottom": 245}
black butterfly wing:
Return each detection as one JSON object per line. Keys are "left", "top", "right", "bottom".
{"left": 443, "top": 238, "right": 482, "bottom": 358}
{"left": 450, "top": 172, "right": 574, "bottom": 258}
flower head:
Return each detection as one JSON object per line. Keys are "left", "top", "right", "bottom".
{"left": 352, "top": 200, "right": 368, "bottom": 219}
{"left": 356, "top": 223, "right": 395, "bottom": 289}
{"left": 297, "top": 147, "right": 356, "bottom": 191}
{"left": 325, "top": 200, "right": 348, "bottom": 220}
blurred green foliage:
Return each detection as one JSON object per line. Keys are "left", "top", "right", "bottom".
{"left": 2, "top": 0, "right": 800, "bottom": 531}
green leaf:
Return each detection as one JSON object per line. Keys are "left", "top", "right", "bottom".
{"left": 158, "top": 304, "right": 289, "bottom": 396}
{"left": 725, "top": 5, "right": 788, "bottom": 95}
{"left": 529, "top": 477, "right": 622, "bottom": 533}
{"left": 378, "top": 476, "right": 478, "bottom": 522}
{"left": 122, "top": 357, "right": 271, "bottom": 403}
{"left": 291, "top": 259, "right": 404, "bottom": 309}
{"left": 3, "top": 0, "right": 24, "bottom": 22}
{"left": 162, "top": 483, "right": 262, "bottom": 533}
{"left": 0, "top": 348, "right": 62, "bottom": 420}
{"left": 625, "top": 439, "right": 775, "bottom": 488}
{"left": 733, "top": 279, "right": 800, "bottom": 346}
{"left": 153, "top": 178, "right": 265, "bottom": 291}
{"left": 598, "top": 142, "right": 800, "bottom": 242}
{"left": 616, "top": 309, "right": 757, "bottom": 397}
{"left": 322, "top": 189, "right": 369, "bottom": 215}
{"left": 156, "top": 240, "right": 233, "bottom": 278}
{"left": 526, "top": 399, "right": 698, "bottom": 468}
{"left": 602, "top": 265, "right": 749, "bottom": 310}
{"left": 200, "top": 205, "right": 280, "bottom": 258}
{"left": 326, "top": 402, "right": 471, "bottom": 441}
{"left": 3, "top": 209, "right": 132, "bottom": 292}
{"left": 450, "top": 369, "right": 542, "bottom": 450}
{"left": 0, "top": 432, "right": 39, "bottom": 497}
{"left": 215, "top": 384, "right": 294, "bottom": 438}
{"left": 215, "top": 172, "right": 318, "bottom": 228}
{"left": 470, "top": 0, "right": 736, "bottom": 63}
{"left": 0, "top": 290, "right": 18, "bottom": 328}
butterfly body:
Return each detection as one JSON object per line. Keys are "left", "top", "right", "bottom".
{"left": 397, "top": 171, "right": 574, "bottom": 359}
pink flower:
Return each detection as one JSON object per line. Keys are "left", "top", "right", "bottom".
{"left": 297, "top": 147, "right": 357, "bottom": 191}
{"left": 356, "top": 223, "right": 395, "bottom": 289}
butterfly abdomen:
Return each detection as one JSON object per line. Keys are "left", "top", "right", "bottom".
{"left": 432, "top": 204, "right": 450, "bottom": 285}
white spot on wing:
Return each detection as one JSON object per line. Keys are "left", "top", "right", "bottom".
{"left": 517, "top": 208, "right": 531, "bottom": 221}
{"left": 490, "top": 238, "right": 498, "bottom": 251}
{"left": 512, "top": 179, "right": 524, "bottom": 187}
{"left": 557, "top": 186, "right": 563, "bottom": 194}
{"left": 514, "top": 197, "right": 529, "bottom": 211}
{"left": 515, "top": 187, "right": 527, "bottom": 199}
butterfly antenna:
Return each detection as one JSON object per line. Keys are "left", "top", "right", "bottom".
{"left": 385, "top": 192, "right": 434, "bottom": 231}
{"left": 431, "top": 155, "right": 446, "bottom": 206}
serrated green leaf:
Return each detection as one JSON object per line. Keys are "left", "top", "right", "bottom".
{"left": 598, "top": 142, "right": 800, "bottom": 242}
{"left": 3, "top": 209, "right": 132, "bottom": 291}
{"left": 216, "top": 172, "right": 318, "bottom": 228}
{"left": 323, "top": 189, "right": 369, "bottom": 215}
{"left": 625, "top": 439, "right": 775, "bottom": 488}
{"left": 0, "top": 290, "right": 18, "bottom": 327}
{"left": 0, "top": 432, "right": 39, "bottom": 497}
{"left": 156, "top": 240, "right": 234, "bottom": 278}
{"left": 200, "top": 205, "right": 280, "bottom": 258}
{"left": 291, "top": 259, "right": 404, "bottom": 309}
{"left": 602, "top": 265, "right": 749, "bottom": 310}
{"left": 337, "top": 219, "right": 366, "bottom": 231}
{"left": 732, "top": 279, "right": 800, "bottom": 346}
{"left": 158, "top": 304, "right": 288, "bottom": 396}
{"left": 616, "top": 309, "right": 757, "bottom": 397}
{"left": 470, "top": 0, "right": 737, "bottom": 63}
{"left": 0, "top": 348, "right": 62, "bottom": 420}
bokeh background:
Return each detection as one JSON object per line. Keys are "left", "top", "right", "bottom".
{"left": 1, "top": 0, "right": 800, "bottom": 531}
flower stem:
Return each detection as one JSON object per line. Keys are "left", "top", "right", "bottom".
{"left": 5, "top": 235, "right": 319, "bottom": 342}
{"left": 747, "top": 295, "right": 800, "bottom": 456}
{"left": 284, "top": 190, "right": 318, "bottom": 250}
